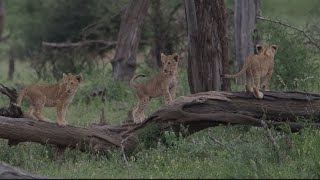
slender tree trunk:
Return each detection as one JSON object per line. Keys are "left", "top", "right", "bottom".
{"left": 0, "top": 0, "right": 5, "bottom": 39}
{"left": 149, "top": 0, "right": 163, "bottom": 68}
{"left": 111, "top": 0, "right": 149, "bottom": 81}
{"left": 184, "top": 0, "right": 199, "bottom": 94}
{"left": 7, "top": 48, "right": 15, "bottom": 81}
{"left": 185, "top": 0, "right": 229, "bottom": 93}
{"left": 234, "top": 0, "right": 261, "bottom": 83}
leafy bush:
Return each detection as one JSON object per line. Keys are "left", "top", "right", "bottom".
{"left": 256, "top": 21, "right": 320, "bottom": 91}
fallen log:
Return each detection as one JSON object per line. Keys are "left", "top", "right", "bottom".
{"left": 1, "top": 90, "right": 320, "bottom": 154}
{"left": 0, "top": 162, "right": 52, "bottom": 179}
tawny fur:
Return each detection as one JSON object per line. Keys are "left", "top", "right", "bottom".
{"left": 17, "top": 73, "right": 83, "bottom": 126}
{"left": 130, "top": 53, "right": 180, "bottom": 123}
{"left": 224, "top": 44, "right": 278, "bottom": 99}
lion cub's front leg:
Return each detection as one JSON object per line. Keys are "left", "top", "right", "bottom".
{"left": 169, "top": 82, "right": 177, "bottom": 100}
{"left": 163, "top": 87, "right": 173, "bottom": 104}
{"left": 252, "top": 74, "right": 264, "bottom": 99}
{"left": 56, "top": 101, "right": 68, "bottom": 126}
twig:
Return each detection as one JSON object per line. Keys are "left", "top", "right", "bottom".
{"left": 207, "top": 129, "right": 236, "bottom": 155}
{"left": 257, "top": 16, "right": 320, "bottom": 50}
{"left": 260, "top": 119, "right": 280, "bottom": 151}
{"left": 121, "top": 140, "right": 129, "bottom": 168}
{"left": 42, "top": 40, "right": 117, "bottom": 48}
{"left": 208, "top": 136, "right": 224, "bottom": 147}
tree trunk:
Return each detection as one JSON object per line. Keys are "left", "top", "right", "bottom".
{"left": 184, "top": 0, "right": 199, "bottom": 94}
{"left": 149, "top": 0, "right": 163, "bottom": 68}
{"left": 1, "top": 84, "right": 320, "bottom": 154}
{"left": 111, "top": 0, "right": 149, "bottom": 81}
{"left": 0, "top": 162, "right": 51, "bottom": 179}
{"left": 234, "top": 0, "right": 261, "bottom": 83}
{"left": 0, "top": 0, "right": 5, "bottom": 39}
{"left": 7, "top": 48, "right": 15, "bottom": 81}
{"left": 185, "top": 0, "right": 229, "bottom": 94}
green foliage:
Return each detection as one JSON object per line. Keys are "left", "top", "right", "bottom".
{"left": 256, "top": 22, "right": 320, "bottom": 91}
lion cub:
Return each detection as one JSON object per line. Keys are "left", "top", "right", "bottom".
{"left": 130, "top": 53, "right": 180, "bottom": 123}
{"left": 17, "top": 73, "right": 83, "bottom": 126}
{"left": 224, "top": 44, "right": 278, "bottom": 99}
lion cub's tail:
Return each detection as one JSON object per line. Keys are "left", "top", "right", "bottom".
{"left": 130, "top": 74, "right": 146, "bottom": 88}
{"left": 16, "top": 88, "right": 26, "bottom": 107}
{"left": 223, "top": 60, "right": 249, "bottom": 79}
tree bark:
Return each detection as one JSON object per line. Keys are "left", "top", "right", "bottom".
{"left": 185, "top": 0, "right": 229, "bottom": 93}
{"left": 0, "top": 0, "right": 5, "bottom": 39}
{"left": 111, "top": 0, "right": 149, "bottom": 81}
{"left": 0, "top": 162, "right": 51, "bottom": 179}
{"left": 1, "top": 88, "right": 320, "bottom": 154}
{"left": 234, "top": 0, "right": 261, "bottom": 83}
{"left": 7, "top": 47, "right": 15, "bottom": 81}
{"left": 149, "top": 0, "right": 163, "bottom": 68}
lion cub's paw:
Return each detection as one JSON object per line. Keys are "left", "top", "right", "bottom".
{"left": 254, "top": 91, "right": 264, "bottom": 99}
{"left": 57, "top": 121, "right": 68, "bottom": 126}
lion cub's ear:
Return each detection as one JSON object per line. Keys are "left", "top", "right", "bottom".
{"left": 271, "top": 45, "right": 278, "bottom": 51}
{"left": 161, "top": 53, "right": 167, "bottom": 63}
{"left": 172, "top": 53, "right": 179, "bottom": 62}
{"left": 63, "top": 73, "right": 68, "bottom": 82}
{"left": 75, "top": 74, "right": 83, "bottom": 83}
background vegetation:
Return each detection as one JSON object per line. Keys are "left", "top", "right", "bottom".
{"left": 0, "top": 0, "right": 319, "bottom": 178}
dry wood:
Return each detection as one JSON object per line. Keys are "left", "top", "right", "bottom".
{"left": 0, "top": 162, "right": 53, "bottom": 179}
{"left": 1, "top": 88, "right": 320, "bottom": 154}
{"left": 42, "top": 40, "right": 117, "bottom": 48}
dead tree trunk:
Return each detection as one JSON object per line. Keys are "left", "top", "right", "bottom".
{"left": 7, "top": 47, "right": 15, "bottom": 81}
{"left": 111, "top": 0, "right": 149, "bottom": 81}
{"left": 0, "top": 0, "right": 5, "bottom": 39}
{"left": 185, "top": 0, "right": 229, "bottom": 93}
{"left": 234, "top": 0, "right": 261, "bottom": 83}
{"left": 0, "top": 162, "right": 51, "bottom": 179}
{"left": 1, "top": 87, "right": 320, "bottom": 154}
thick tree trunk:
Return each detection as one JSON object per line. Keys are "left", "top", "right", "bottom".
{"left": 7, "top": 48, "right": 15, "bottom": 81}
{"left": 1, "top": 86, "right": 320, "bottom": 154}
{"left": 234, "top": 0, "right": 261, "bottom": 83}
{"left": 0, "top": 162, "right": 51, "bottom": 179}
{"left": 111, "top": 0, "right": 149, "bottom": 81}
{"left": 185, "top": 0, "right": 229, "bottom": 93}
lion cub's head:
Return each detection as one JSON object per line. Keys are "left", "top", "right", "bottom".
{"left": 63, "top": 73, "right": 83, "bottom": 94}
{"left": 256, "top": 43, "right": 278, "bottom": 58}
{"left": 161, "top": 53, "right": 180, "bottom": 75}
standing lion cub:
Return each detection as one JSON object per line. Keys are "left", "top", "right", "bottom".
{"left": 17, "top": 73, "right": 83, "bottom": 126}
{"left": 224, "top": 43, "right": 278, "bottom": 99}
{"left": 130, "top": 53, "right": 180, "bottom": 123}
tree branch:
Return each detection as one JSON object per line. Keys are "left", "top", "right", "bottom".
{"left": 42, "top": 40, "right": 117, "bottom": 48}
{"left": 257, "top": 16, "right": 320, "bottom": 50}
{"left": 0, "top": 162, "right": 53, "bottom": 179}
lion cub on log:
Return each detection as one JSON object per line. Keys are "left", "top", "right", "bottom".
{"left": 224, "top": 44, "right": 278, "bottom": 99}
{"left": 17, "top": 73, "right": 83, "bottom": 126}
{"left": 130, "top": 53, "right": 180, "bottom": 123}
